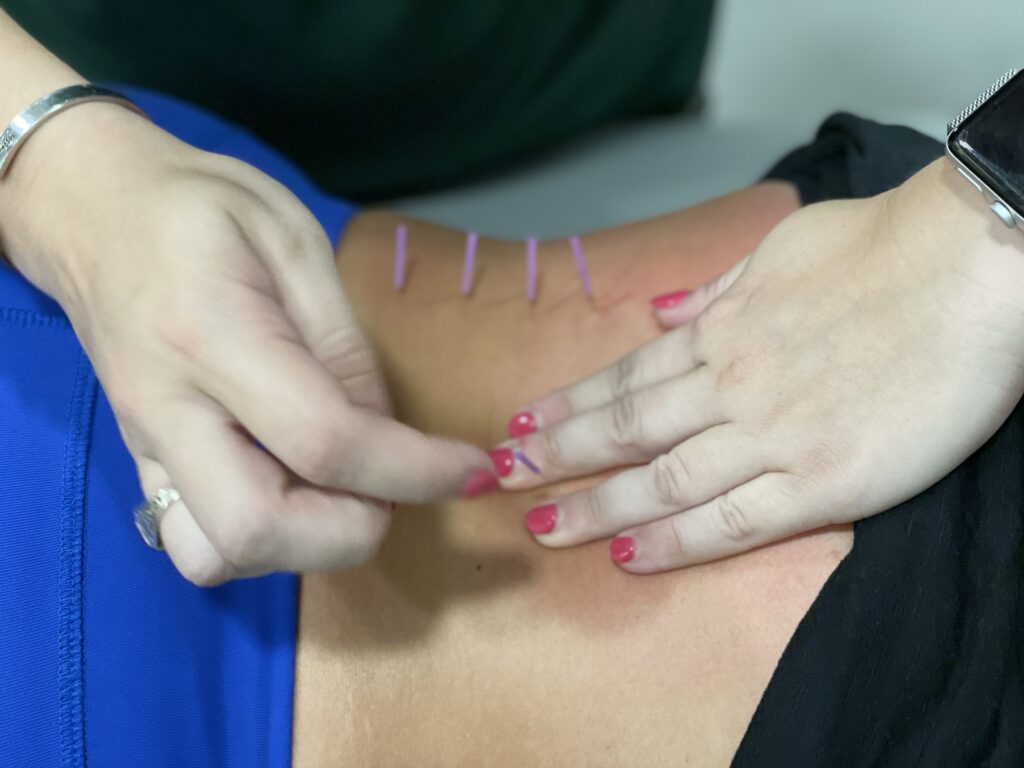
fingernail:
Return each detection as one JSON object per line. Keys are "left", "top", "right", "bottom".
{"left": 488, "top": 448, "right": 515, "bottom": 478}
{"left": 461, "top": 469, "right": 499, "bottom": 498}
{"left": 508, "top": 410, "right": 537, "bottom": 438}
{"left": 524, "top": 503, "right": 558, "bottom": 534}
{"left": 389, "top": 501, "right": 398, "bottom": 512}
{"left": 610, "top": 536, "right": 635, "bottom": 563}
{"left": 650, "top": 290, "right": 690, "bottom": 309}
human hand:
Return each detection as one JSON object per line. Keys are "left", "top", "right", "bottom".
{"left": 0, "top": 107, "right": 489, "bottom": 585}
{"left": 492, "top": 160, "right": 1024, "bottom": 572}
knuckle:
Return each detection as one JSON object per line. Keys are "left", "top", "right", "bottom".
{"left": 291, "top": 421, "right": 352, "bottom": 486}
{"left": 574, "top": 489, "right": 610, "bottom": 533}
{"left": 314, "top": 327, "right": 382, "bottom": 392}
{"left": 293, "top": 440, "right": 333, "bottom": 485}
{"left": 155, "top": 293, "right": 218, "bottom": 366}
{"left": 345, "top": 525, "right": 388, "bottom": 568}
{"left": 712, "top": 491, "right": 756, "bottom": 542}
{"left": 265, "top": 221, "right": 311, "bottom": 266}
{"left": 538, "top": 426, "right": 570, "bottom": 475}
{"left": 609, "top": 354, "right": 638, "bottom": 400}
{"left": 689, "top": 311, "right": 716, "bottom": 364}
{"left": 214, "top": 502, "right": 278, "bottom": 572}
{"left": 668, "top": 516, "right": 690, "bottom": 559}
{"left": 714, "top": 353, "right": 755, "bottom": 392}
{"left": 651, "top": 450, "right": 694, "bottom": 509}
{"left": 607, "top": 395, "right": 646, "bottom": 455}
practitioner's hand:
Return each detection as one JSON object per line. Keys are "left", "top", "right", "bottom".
{"left": 0, "top": 106, "right": 489, "bottom": 585}
{"left": 496, "top": 159, "right": 1024, "bottom": 572}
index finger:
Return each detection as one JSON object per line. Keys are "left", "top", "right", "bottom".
{"left": 521, "top": 323, "right": 701, "bottom": 431}
{"left": 202, "top": 326, "right": 490, "bottom": 503}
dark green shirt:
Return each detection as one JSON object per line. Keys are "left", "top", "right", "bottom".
{"left": 7, "top": 1, "right": 714, "bottom": 200}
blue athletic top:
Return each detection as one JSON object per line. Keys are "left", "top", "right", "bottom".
{"left": 0, "top": 86, "right": 355, "bottom": 768}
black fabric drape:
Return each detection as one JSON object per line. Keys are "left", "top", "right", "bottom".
{"left": 731, "top": 114, "right": 1024, "bottom": 766}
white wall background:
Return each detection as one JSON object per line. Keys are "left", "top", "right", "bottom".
{"left": 391, "top": 1, "right": 1024, "bottom": 238}
{"left": 705, "top": 0, "right": 1024, "bottom": 137}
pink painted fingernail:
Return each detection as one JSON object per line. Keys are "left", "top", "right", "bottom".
{"left": 461, "top": 469, "right": 499, "bottom": 498}
{"left": 650, "top": 290, "right": 690, "bottom": 309}
{"left": 508, "top": 410, "right": 537, "bottom": 438}
{"left": 610, "top": 536, "right": 635, "bottom": 563}
{"left": 524, "top": 503, "right": 558, "bottom": 534}
{"left": 488, "top": 448, "right": 515, "bottom": 478}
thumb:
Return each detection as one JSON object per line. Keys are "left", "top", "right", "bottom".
{"left": 651, "top": 254, "right": 752, "bottom": 329}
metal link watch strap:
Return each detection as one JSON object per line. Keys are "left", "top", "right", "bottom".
{"left": 946, "top": 69, "right": 1019, "bottom": 136}
{"left": 0, "top": 84, "right": 146, "bottom": 179}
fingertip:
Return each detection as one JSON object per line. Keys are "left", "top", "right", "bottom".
{"left": 439, "top": 440, "right": 496, "bottom": 498}
{"left": 160, "top": 501, "right": 233, "bottom": 587}
{"left": 374, "top": 421, "right": 495, "bottom": 502}
{"left": 524, "top": 502, "right": 558, "bottom": 535}
{"left": 652, "top": 304, "right": 692, "bottom": 329}
{"left": 607, "top": 532, "right": 665, "bottom": 574}
{"left": 609, "top": 535, "right": 636, "bottom": 564}
{"left": 649, "top": 289, "right": 690, "bottom": 310}
{"left": 460, "top": 467, "right": 500, "bottom": 498}
{"left": 485, "top": 440, "right": 546, "bottom": 491}
{"left": 507, "top": 409, "right": 538, "bottom": 438}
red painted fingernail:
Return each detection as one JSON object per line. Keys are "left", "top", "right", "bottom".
{"left": 524, "top": 503, "right": 558, "bottom": 534}
{"left": 610, "top": 536, "right": 635, "bottom": 563}
{"left": 461, "top": 469, "right": 499, "bottom": 498}
{"left": 650, "top": 290, "right": 690, "bottom": 309}
{"left": 488, "top": 448, "right": 515, "bottom": 478}
{"left": 508, "top": 410, "right": 537, "bottom": 438}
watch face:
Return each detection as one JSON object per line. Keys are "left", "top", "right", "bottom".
{"left": 949, "top": 70, "right": 1024, "bottom": 217}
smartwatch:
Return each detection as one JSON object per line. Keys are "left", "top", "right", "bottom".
{"left": 946, "top": 68, "right": 1024, "bottom": 230}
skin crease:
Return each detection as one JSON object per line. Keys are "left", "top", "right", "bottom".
{"left": 292, "top": 183, "right": 854, "bottom": 768}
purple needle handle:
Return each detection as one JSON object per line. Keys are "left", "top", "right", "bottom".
{"left": 394, "top": 223, "right": 407, "bottom": 291}
{"left": 461, "top": 231, "right": 478, "bottom": 296}
{"left": 515, "top": 450, "right": 541, "bottom": 474}
{"left": 526, "top": 237, "right": 538, "bottom": 302}
{"left": 570, "top": 235, "right": 593, "bottom": 297}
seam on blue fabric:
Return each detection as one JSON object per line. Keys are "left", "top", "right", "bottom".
{"left": 57, "top": 351, "right": 98, "bottom": 768}
{"left": 0, "top": 305, "right": 69, "bottom": 329}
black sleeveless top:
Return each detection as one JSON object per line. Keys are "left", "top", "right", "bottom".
{"left": 738, "top": 114, "right": 1024, "bottom": 766}
{"left": 5, "top": 1, "right": 713, "bottom": 200}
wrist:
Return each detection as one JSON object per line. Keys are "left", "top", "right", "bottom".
{"left": 0, "top": 98, "right": 163, "bottom": 299}
{"left": 887, "top": 158, "right": 1024, "bottom": 298}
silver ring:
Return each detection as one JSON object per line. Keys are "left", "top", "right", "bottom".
{"left": 133, "top": 487, "right": 180, "bottom": 551}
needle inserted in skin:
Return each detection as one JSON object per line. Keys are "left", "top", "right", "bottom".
{"left": 569, "top": 235, "right": 593, "bottom": 297}
{"left": 461, "top": 231, "right": 478, "bottom": 296}
{"left": 515, "top": 449, "right": 541, "bottom": 474}
{"left": 394, "top": 223, "right": 408, "bottom": 291}
{"left": 526, "top": 237, "right": 538, "bottom": 302}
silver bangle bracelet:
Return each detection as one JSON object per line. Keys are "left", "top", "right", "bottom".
{"left": 0, "top": 84, "right": 146, "bottom": 179}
